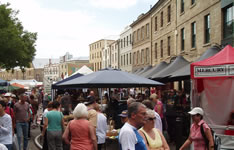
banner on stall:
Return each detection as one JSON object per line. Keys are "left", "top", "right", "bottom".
{"left": 194, "top": 64, "right": 234, "bottom": 78}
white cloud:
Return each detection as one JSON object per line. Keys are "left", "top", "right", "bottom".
{"left": 2, "top": 0, "right": 119, "bottom": 58}
{"left": 88, "top": 0, "right": 138, "bottom": 9}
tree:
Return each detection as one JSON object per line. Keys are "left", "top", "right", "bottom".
{"left": 0, "top": 3, "right": 37, "bottom": 71}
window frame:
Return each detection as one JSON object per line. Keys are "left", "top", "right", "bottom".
{"left": 167, "top": 36, "right": 171, "bottom": 56}
{"left": 191, "top": 22, "right": 196, "bottom": 48}
{"left": 160, "top": 40, "right": 163, "bottom": 58}
{"left": 168, "top": 5, "right": 171, "bottom": 23}
{"left": 181, "top": 28, "right": 185, "bottom": 51}
{"left": 204, "top": 14, "right": 210, "bottom": 44}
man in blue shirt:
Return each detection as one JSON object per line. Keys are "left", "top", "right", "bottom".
{"left": 119, "top": 102, "right": 147, "bottom": 150}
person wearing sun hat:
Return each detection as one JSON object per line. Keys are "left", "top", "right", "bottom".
{"left": 180, "top": 107, "right": 214, "bottom": 150}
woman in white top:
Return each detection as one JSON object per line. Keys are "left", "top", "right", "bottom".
{"left": 0, "top": 100, "right": 13, "bottom": 150}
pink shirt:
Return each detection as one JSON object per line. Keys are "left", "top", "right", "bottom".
{"left": 189, "top": 120, "right": 210, "bottom": 150}
{"left": 154, "top": 100, "right": 163, "bottom": 118}
{"left": 69, "top": 119, "right": 94, "bottom": 150}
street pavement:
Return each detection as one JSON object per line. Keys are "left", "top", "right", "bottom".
{"left": 27, "top": 125, "right": 41, "bottom": 150}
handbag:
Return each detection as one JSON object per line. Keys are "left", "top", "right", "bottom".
{"left": 12, "top": 134, "right": 19, "bottom": 150}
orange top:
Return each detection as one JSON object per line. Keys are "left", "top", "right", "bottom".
{"left": 69, "top": 119, "right": 94, "bottom": 150}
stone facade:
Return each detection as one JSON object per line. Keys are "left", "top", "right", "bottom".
{"left": 131, "top": 12, "right": 151, "bottom": 72}
{"left": 150, "top": 0, "right": 222, "bottom": 65}
{"left": 59, "top": 59, "right": 90, "bottom": 79}
{"left": 89, "top": 39, "right": 114, "bottom": 71}
{"left": 119, "top": 26, "right": 133, "bottom": 72}
{"left": 0, "top": 64, "right": 40, "bottom": 81}
{"left": 102, "top": 40, "right": 115, "bottom": 69}
{"left": 110, "top": 41, "right": 119, "bottom": 69}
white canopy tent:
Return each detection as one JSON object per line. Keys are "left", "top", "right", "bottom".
{"left": 70, "top": 65, "right": 93, "bottom": 76}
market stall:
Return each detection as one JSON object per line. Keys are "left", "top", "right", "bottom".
{"left": 191, "top": 45, "right": 234, "bottom": 149}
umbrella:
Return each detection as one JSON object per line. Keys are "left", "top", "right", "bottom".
{"left": 11, "top": 83, "right": 25, "bottom": 89}
{"left": 0, "top": 85, "right": 20, "bottom": 91}
{"left": 57, "top": 68, "right": 164, "bottom": 88}
{"left": 0, "top": 78, "right": 8, "bottom": 86}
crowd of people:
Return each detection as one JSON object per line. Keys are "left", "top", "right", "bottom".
{"left": 0, "top": 87, "right": 43, "bottom": 150}
{"left": 0, "top": 87, "right": 233, "bottom": 150}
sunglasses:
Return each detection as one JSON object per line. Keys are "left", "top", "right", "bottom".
{"left": 147, "top": 117, "right": 156, "bottom": 121}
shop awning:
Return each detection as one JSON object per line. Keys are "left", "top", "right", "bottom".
{"left": 169, "top": 46, "right": 221, "bottom": 81}
{"left": 140, "top": 62, "right": 168, "bottom": 78}
{"left": 151, "top": 56, "right": 189, "bottom": 79}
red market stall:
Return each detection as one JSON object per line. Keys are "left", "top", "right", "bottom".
{"left": 191, "top": 45, "right": 234, "bottom": 130}
{"left": 191, "top": 45, "right": 234, "bottom": 149}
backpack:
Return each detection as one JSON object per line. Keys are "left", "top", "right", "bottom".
{"left": 200, "top": 123, "right": 221, "bottom": 150}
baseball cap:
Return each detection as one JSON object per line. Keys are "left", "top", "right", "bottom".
{"left": 4, "top": 93, "right": 11, "bottom": 97}
{"left": 188, "top": 107, "right": 204, "bottom": 116}
{"left": 11, "top": 94, "right": 16, "bottom": 98}
{"left": 118, "top": 110, "right": 128, "bottom": 118}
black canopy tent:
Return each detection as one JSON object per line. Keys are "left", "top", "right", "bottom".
{"left": 168, "top": 46, "right": 221, "bottom": 81}
{"left": 57, "top": 68, "right": 164, "bottom": 88}
{"left": 137, "top": 65, "right": 152, "bottom": 75}
{"left": 140, "top": 62, "right": 169, "bottom": 78}
{"left": 133, "top": 68, "right": 144, "bottom": 74}
{"left": 52, "top": 73, "right": 83, "bottom": 89}
{"left": 151, "top": 56, "right": 189, "bottom": 80}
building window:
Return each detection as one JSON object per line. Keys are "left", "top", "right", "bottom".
{"left": 181, "top": 28, "right": 185, "bottom": 51}
{"left": 137, "top": 51, "right": 140, "bottom": 64}
{"left": 100, "top": 52, "right": 102, "bottom": 58}
{"left": 191, "top": 22, "right": 196, "bottom": 48}
{"left": 121, "top": 55, "right": 123, "bottom": 66}
{"left": 130, "top": 34, "right": 132, "bottom": 44}
{"left": 124, "top": 55, "right": 126, "bottom": 66}
{"left": 121, "top": 39, "right": 123, "bottom": 48}
{"left": 126, "top": 54, "right": 128, "bottom": 65}
{"left": 141, "top": 49, "right": 144, "bottom": 64}
{"left": 133, "top": 52, "right": 136, "bottom": 65}
{"left": 223, "top": 5, "right": 234, "bottom": 39}
{"left": 133, "top": 31, "right": 136, "bottom": 44}
{"left": 161, "top": 11, "right": 163, "bottom": 27}
{"left": 191, "top": 0, "right": 195, "bottom": 5}
{"left": 181, "top": 0, "right": 184, "bottom": 13}
{"left": 137, "top": 29, "right": 141, "bottom": 41}
{"left": 146, "top": 24, "right": 149, "bottom": 37}
{"left": 115, "top": 52, "right": 117, "bottom": 62}
{"left": 155, "top": 43, "right": 157, "bottom": 59}
{"left": 141, "top": 26, "right": 145, "bottom": 40}
{"left": 155, "top": 16, "right": 157, "bottom": 31}
{"left": 160, "top": 40, "right": 163, "bottom": 58}
{"left": 168, "top": 5, "right": 171, "bottom": 23}
{"left": 146, "top": 48, "right": 149, "bottom": 63}
{"left": 204, "top": 14, "right": 210, "bottom": 43}
{"left": 124, "top": 38, "right": 125, "bottom": 47}
{"left": 168, "top": 36, "right": 171, "bottom": 56}
{"left": 127, "top": 36, "right": 129, "bottom": 46}
{"left": 130, "top": 53, "right": 132, "bottom": 64}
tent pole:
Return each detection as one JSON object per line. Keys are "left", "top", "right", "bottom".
{"left": 99, "top": 88, "right": 103, "bottom": 109}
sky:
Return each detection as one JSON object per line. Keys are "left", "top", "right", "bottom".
{"left": 2, "top": 0, "right": 157, "bottom": 59}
